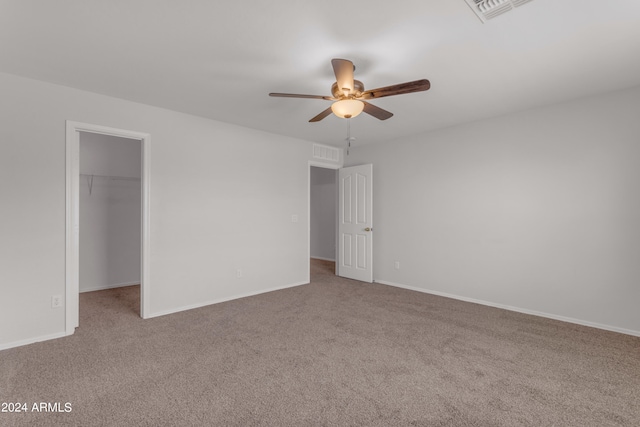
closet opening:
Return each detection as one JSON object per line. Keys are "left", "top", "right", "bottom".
{"left": 79, "top": 132, "right": 142, "bottom": 317}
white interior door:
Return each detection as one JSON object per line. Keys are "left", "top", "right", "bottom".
{"left": 338, "top": 164, "right": 373, "bottom": 282}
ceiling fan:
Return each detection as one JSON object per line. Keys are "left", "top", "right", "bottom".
{"left": 269, "top": 58, "right": 430, "bottom": 122}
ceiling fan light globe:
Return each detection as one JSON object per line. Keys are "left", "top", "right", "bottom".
{"left": 331, "top": 100, "right": 364, "bottom": 119}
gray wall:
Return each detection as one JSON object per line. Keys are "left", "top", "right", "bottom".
{"left": 310, "top": 166, "right": 336, "bottom": 261}
{"left": 346, "top": 86, "right": 640, "bottom": 335}
{"left": 80, "top": 133, "right": 141, "bottom": 292}
{"left": 0, "top": 71, "right": 341, "bottom": 349}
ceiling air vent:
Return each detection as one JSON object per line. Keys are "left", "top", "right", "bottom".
{"left": 464, "top": 0, "right": 535, "bottom": 22}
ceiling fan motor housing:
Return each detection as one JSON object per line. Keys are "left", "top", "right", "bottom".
{"left": 332, "top": 80, "right": 365, "bottom": 99}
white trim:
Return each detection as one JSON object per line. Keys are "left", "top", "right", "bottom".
{"left": 65, "top": 121, "right": 79, "bottom": 335}
{"left": 309, "top": 159, "right": 342, "bottom": 169}
{"left": 140, "top": 128, "right": 151, "bottom": 319}
{"left": 145, "top": 281, "right": 309, "bottom": 319}
{"left": 80, "top": 281, "right": 140, "bottom": 293}
{"left": 310, "top": 256, "right": 336, "bottom": 262}
{"left": 375, "top": 279, "right": 640, "bottom": 338}
{"left": 66, "top": 121, "right": 151, "bottom": 337}
{"left": 0, "top": 331, "right": 68, "bottom": 351}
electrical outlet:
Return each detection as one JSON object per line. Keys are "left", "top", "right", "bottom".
{"left": 394, "top": 261, "right": 400, "bottom": 270}
{"left": 291, "top": 214, "right": 298, "bottom": 223}
{"left": 236, "top": 269, "right": 242, "bottom": 278}
{"left": 51, "top": 295, "right": 62, "bottom": 308}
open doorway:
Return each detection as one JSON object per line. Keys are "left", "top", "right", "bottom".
{"left": 79, "top": 132, "right": 141, "bottom": 314}
{"left": 309, "top": 165, "right": 338, "bottom": 278}
{"left": 66, "top": 121, "right": 150, "bottom": 336}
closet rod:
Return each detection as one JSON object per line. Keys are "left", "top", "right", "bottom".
{"left": 81, "top": 174, "right": 140, "bottom": 195}
{"left": 80, "top": 173, "right": 140, "bottom": 181}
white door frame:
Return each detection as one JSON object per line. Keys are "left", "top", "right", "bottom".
{"left": 308, "top": 161, "right": 341, "bottom": 282}
{"left": 65, "top": 121, "right": 151, "bottom": 335}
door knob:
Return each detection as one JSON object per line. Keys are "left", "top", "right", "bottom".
{"left": 364, "top": 227, "right": 372, "bottom": 232}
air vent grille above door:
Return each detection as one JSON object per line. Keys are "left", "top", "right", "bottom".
{"left": 313, "top": 144, "right": 340, "bottom": 163}
{"left": 464, "top": 0, "right": 535, "bottom": 22}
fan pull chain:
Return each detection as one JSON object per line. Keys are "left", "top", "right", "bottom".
{"left": 347, "top": 118, "right": 351, "bottom": 155}
{"left": 344, "top": 118, "right": 357, "bottom": 155}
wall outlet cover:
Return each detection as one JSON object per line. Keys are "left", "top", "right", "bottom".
{"left": 51, "top": 295, "right": 63, "bottom": 308}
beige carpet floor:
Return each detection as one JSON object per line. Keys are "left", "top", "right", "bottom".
{"left": 1, "top": 259, "right": 639, "bottom": 426}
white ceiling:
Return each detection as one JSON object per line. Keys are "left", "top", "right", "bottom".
{"left": 1, "top": 0, "right": 640, "bottom": 147}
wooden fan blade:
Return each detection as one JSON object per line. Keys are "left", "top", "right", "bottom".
{"left": 331, "top": 58, "right": 355, "bottom": 96}
{"left": 360, "top": 79, "right": 430, "bottom": 100}
{"left": 309, "top": 107, "right": 333, "bottom": 122}
{"left": 269, "top": 93, "right": 335, "bottom": 100}
{"left": 362, "top": 101, "right": 393, "bottom": 120}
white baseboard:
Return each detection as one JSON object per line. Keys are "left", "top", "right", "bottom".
{"left": 146, "top": 280, "right": 309, "bottom": 319}
{"left": 375, "top": 279, "right": 640, "bottom": 338}
{"left": 0, "top": 330, "right": 70, "bottom": 352}
{"left": 310, "top": 256, "right": 336, "bottom": 262}
{"left": 80, "top": 281, "right": 140, "bottom": 293}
